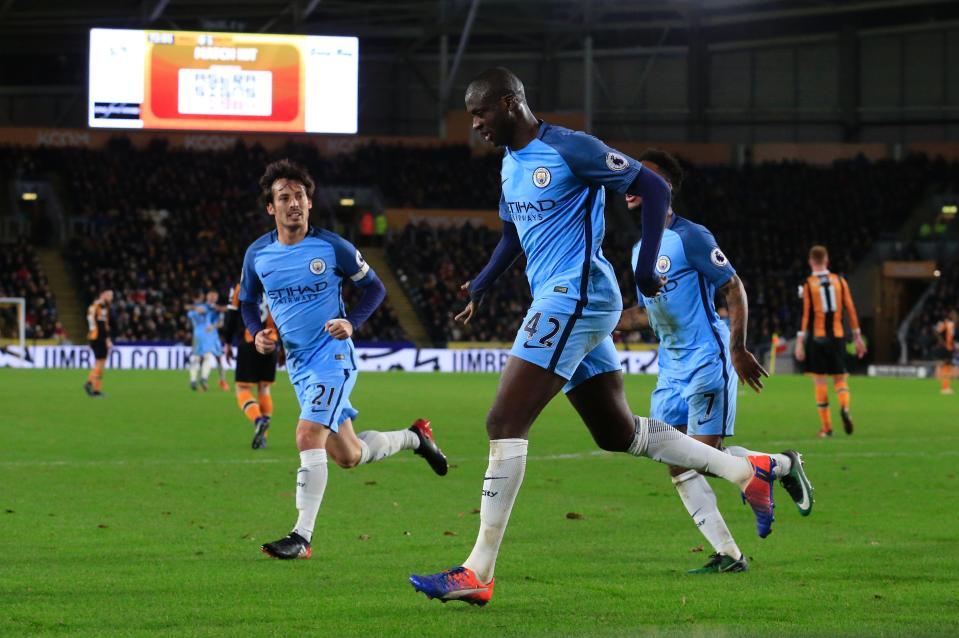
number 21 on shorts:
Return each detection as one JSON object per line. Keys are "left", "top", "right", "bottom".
{"left": 310, "top": 383, "right": 336, "bottom": 413}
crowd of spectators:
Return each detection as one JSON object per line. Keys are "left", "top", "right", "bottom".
{"left": 3, "top": 139, "right": 954, "bottom": 349}
{"left": 908, "top": 258, "right": 959, "bottom": 360}
{"left": 387, "top": 154, "right": 937, "bottom": 347}
{"left": 388, "top": 222, "right": 531, "bottom": 343}
{"left": 0, "top": 240, "right": 63, "bottom": 341}
{"left": 309, "top": 144, "right": 503, "bottom": 209}
{"left": 3, "top": 139, "right": 409, "bottom": 344}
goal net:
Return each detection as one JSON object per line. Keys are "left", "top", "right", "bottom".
{"left": 0, "top": 297, "right": 27, "bottom": 362}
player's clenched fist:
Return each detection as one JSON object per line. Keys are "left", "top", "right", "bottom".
{"left": 255, "top": 327, "right": 278, "bottom": 354}
{"left": 325, "top": 318, "right": 353, "bottom": 340}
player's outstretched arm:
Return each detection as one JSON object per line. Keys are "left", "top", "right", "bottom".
{"left": 456, "top": 220, "right": 522, "bottom": 324}
{"left": 615, "top": 306, "right": 649, "bottom": 332}
{"left": 721, "top": 275, "right": 768, "bottom": 393}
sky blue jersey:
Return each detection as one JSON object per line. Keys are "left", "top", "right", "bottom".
{"left": 632, "top": 215, "right": 736, "bottom": 377}
{"left": 188, "top": 303, "right": 221, "bottom": 353}
{"left": 500, "top": 122, "right": 645, "bottom": 315}
{"left": 239, "top": 227, "right": 374, "bottom": 378}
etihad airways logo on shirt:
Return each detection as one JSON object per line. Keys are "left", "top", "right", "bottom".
{"left": 266, "top": 282, "right": 328, "bottom": 305}
{"left": 504, "top": 199, "right": 556, "bottom": 222}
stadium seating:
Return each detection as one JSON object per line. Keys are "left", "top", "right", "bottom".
{"left": 1, "top": 140, "right": 950, "bottom": 350}
{"left": 386, "top": 222, "right": 531, "bottom": 343}
{"left": 909, "top": 255, "right": 959, "bottom": 360}
{"left": 386, "top": 155, "right": 935, "bottom": 346}
{"left": 0, "top": 240, "right": 60, "bottom": 341}
{"left": 42, "top": 140, "right": 406, "bottom": 343}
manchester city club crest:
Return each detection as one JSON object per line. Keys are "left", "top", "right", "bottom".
{"left": 656, "top": 255, "right": 671, "bottom": 274}
{"left": 532, "top": 166, "right": 551, "bottom": 188}
{"left": 309, "top": 258, "right": 327, "bottom": 275}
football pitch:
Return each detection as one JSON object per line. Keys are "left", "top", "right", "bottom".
{"left": 3, "top": 369, "right": 958, "bottom": 637}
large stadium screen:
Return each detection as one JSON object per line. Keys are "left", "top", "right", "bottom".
{"left": 88, "top": 28, "right": 358, "bottom": 133}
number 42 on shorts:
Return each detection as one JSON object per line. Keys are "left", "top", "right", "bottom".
{"left": 522, "top": 312, "right": 563, "bottom": 349}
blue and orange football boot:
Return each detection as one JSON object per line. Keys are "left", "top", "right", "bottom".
{"left": 742, "top": 455, "right": 776, "bottom": 538}
{"left": 410, "top": 566, "right": 494, "bottom": 606}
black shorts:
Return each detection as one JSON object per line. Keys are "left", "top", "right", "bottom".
{"left": 805, "top": 337, "right": 846, "bottom": 375}
{"left": 934, "top": 346, "right": 956, "bottom": 364}
{"left": 234, "top": 341, "right": 277, "bottom": 384}
{"left": 90, "top": 339, "right": 109, "bottom": 360}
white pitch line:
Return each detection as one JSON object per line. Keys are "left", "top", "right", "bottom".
{"left": 0, "top": 448, "right": 956, "bottom": 469}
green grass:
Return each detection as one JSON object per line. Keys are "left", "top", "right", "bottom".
{"left": 2, "top": 370, "right": 958, "bottom": 637}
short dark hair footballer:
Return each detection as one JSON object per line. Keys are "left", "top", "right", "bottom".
{"left": 259, "top": 159, "right": 316, "bottom": 208}
{"left": 638, "top": 148, "right": 683, "bottom": 194}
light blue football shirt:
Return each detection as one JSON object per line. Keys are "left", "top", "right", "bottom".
{"left": 632, "top": 215, "right": 736, "bottom": 378}
{"left": 500, "top": 122, "right": 645, "bottom": 315}
{"left": 239, "top": 227, "right": 374, "bottom": 380}
{"left": 188, "top": 304, "right": 221, "bottom": 353}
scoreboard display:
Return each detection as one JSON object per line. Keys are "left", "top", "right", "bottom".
{"left": 88, "top": 28, "right": 358, "bottom": 134}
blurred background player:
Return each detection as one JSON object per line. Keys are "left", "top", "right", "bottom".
{"left": 186, "top": 290, "right": 227, "bottom": 392}
{"left": 934, "top": 309, "right": 957, "bottom": 394}
{"left": 617, "top": 149, "right": 812, "bottom": 574}
{"left": 223, "top": 282, "right": 278, "bottom": 448}
{"left": 83, "top": 289, "right": 113, "bottom": 397}
{"left": 206, "top": 291, "right": 231, "bottom": 392}
{"left": 794, "top": 246, "right": 867, "bottom": 437}
{"left": 241, "top": 159, "right": 449, "bottom": 559}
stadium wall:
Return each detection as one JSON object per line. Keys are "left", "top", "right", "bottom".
{"left": 7, "top": 126, "right": 959, "bottom": 165}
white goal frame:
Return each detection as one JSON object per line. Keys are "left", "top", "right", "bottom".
{"left": 0, "top": 297, "right": 26, "bottom": 352}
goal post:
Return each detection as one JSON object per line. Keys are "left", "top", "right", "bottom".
{"left": 0, "top": 297, "right": 26, "bottom": 353}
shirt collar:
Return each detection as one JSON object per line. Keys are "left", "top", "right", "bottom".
{"left": 536, "top": 119, "right": 549, "bottom": 139}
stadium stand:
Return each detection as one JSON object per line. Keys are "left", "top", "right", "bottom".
{"left": 39, "top": 140, "right": 406, "bottom": 344}
{"left": 909, "top": 256, "right": 959, "bottom": 360}
{"left": 0, "top": 239, "right": 60, "bottom": 340}
{"left": 386, "top": 222, "right": 531, "bottom": 343}
{"left": 0, "top": 140, "right": 949, "bottom": 349}
{"left": 673, "top": 155, "right": 932, "bottom": 347}
{"left": 386, "top": 154, "right": 935, "bottom": 347}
